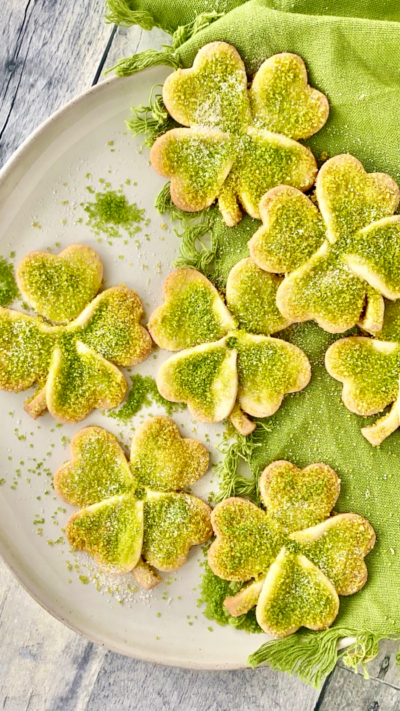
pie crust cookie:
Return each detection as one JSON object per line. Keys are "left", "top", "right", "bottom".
{"left": 151, "top": 43, "right": 328, "bottom": 226}
{"left": 54, "top": 417, "right": 212, "bottom": 587}
{"left": 208, "top": 460, "right": 375, "bottom": 637}
{"left": 149, "top": 267, "right": 310, "bottom": 433}
{"left": 0, "top": 246, "right": 151, "bottom": 422}
{"left": 249, "top": 155, "right": 400, "bottom": 334}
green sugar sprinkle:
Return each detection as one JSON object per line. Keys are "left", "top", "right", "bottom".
{"left": 0, "top": 256, "right": 18, "bottom": 306}
{"left": 84, "top": 188, "right": 145, "bottom": 239}
{"left": 108, "top": 374, "right": 183, "bottom": 423}
{"left": 198, "top": 555, "right": 262, "bottom": 634}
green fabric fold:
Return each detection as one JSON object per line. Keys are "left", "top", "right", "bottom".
{"left": 112, "top": 0, "right": 400, "bottom": 679}
{"left": 178, "top": 1, "right": 400, "bottom": 182}
{"left": 106, "top": 0, "right": 400, "bottom": 33}
{"left": 105, "top": 0, "right": 245, "bottom": 33}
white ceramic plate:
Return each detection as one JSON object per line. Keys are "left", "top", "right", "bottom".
{"left": 0, "top": 68, "right": 264, "bottom": 669}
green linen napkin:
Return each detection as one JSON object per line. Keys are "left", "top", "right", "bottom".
{"left": 107, "top": 0, "right": 400, "bottom": 683}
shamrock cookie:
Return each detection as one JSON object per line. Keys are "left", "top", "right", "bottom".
{"left": 151, "top": 268, "right": 310, "bottom": 431}
{"left": 209, "top": 460, "right": 375, "bottom": 638}
{"left": 249, "top": 156, "right": 400, "bottom": 333}
{"left": 326, "top": 300, "right": 400, "bottom": 445}
{"left": 54, "top": 418, "right": 212, "bottom": 583}
{"left": 0, "top": 247, "right": 151, "bottom": 423}
{"left": 151, "top": 43, "right": 328, "bottom": 226}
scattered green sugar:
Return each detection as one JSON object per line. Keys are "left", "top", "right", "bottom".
{"left": 0, "top": 256, "right": 18, "bottom": 306}
{"left": 84, "top": 188, "right": 145, "bottom": 239}
{"left": 108, "top": 374, "right": 182, "bottom": 423}
{"left": 198, "top": 557, "right": 262, "bottom": 634}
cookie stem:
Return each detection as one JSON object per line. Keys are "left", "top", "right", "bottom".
{"left": 24, "top": 387, "right": 47, "bottom": 420}
{"left": 229, "top": 402, "right": 256, "bottom": 436}
{"left": 224, "top": 578, "right": 264, "bottom": 617}
{"left": 361, "top": 398, "right": 400, "bottom": 446}
{"left": 132, "top": 557, "right": 162, "bottom": 590}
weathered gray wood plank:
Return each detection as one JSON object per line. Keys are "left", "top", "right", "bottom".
{"left": 84, "top": 649, "right": 319, "bottom": 711}
{"left": 0, "top": 0, "right": 112, "bottom": 166}
{"left": 337, "top": 639, "right": 400, "bottom": 691}
{"left": 0, "top": 560, "right": 106, "bottom": 711}
{"left": 318, "top": 665, "right": 400, "bottom": 710}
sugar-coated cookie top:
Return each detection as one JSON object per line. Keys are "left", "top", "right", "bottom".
{"left": 250, "top": 154, "right": 400, "bottom": 335}
{"left": 17, "top": 245, "right": 103, "bottom": 324}
{"left": 151, "top": 268, "right": 311, "bottom": 426}
{"left": 55, "top": 419, "right": 212, "bottom": 576}
{"left": 0, "top": 247, "right": 151, "bottom": 423}
{"left": 208, "top": 460, "right": 375, "bottom": 637}
{"left": 151, "top": 42, "right": 328, "bottom": 225}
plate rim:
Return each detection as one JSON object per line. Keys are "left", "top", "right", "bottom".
{"left": 0, "top": 69, "right": 255, "bottom": 671}
{"left": 0, "top": 68, "right": 355, "bottom": 672}
{"left": 0, "top": 73, "right": 118, "bottom": 190}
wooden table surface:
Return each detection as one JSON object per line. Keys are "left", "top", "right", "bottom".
{"left": 1, "top": 3, "right": 400, "bottom": 709}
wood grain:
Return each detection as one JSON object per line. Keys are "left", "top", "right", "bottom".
{"left": 84, "top": 650, "right": 319, "bottom": 711}
{"left": 1, "top": 5, "right": 400, "bottom": 710}
{"left": 0, "top": 560, "right": 106, "bottom": 711}
{"left": 317, "top": 664, "right": 400, "bottom": 710}
{"left": 337, "top": 638, "right": 400, "bottom": 690}
{"left": 0, "top": 0, "right": 112, "bottom": 166}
